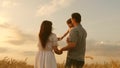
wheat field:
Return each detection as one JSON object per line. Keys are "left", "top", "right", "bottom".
{"left": 0, "top": 57, "right": 33, "bottom": 68}
{"left": 0, "top": 57, "right": 120, "bottom": 68}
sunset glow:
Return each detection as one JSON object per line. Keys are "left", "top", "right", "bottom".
{"left": 0, "top": 0, "right": 120, "bottom": 65}
{"left": 0, "top": 16, "right": 6, "bottom": 24}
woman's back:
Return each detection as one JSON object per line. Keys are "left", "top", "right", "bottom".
{"left": 38, "top": 33, "right": 58, "bottom": 51}
{"left": 35, "top": 33, "right": 58, "bottom": 68}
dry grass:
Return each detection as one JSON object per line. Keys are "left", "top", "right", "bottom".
{"left": 0, "top": 57, "right": 33, "bottom": 68}
{"left": 57, "top": 60, "right": 120, "bottom": 68}
{"left": 83, "top": 61, "right": 120, "bottom": 68}
{"left": 0, "top": 57, "right": 120, "bottom": 68}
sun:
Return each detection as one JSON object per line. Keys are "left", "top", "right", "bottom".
{"left": 100, "top": 41, "right": 104, "bottom": 44}
{"left": 0, "top": 16, "right": 7, "bottom": 24}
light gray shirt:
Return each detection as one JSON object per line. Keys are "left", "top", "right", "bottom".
{"left": 67, "top": 24, "right": 87, "bottom": 61}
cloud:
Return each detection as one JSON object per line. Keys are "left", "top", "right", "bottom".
{"left": 0, "top": 16, "right": 10, "bottom": 24}
{"left": 1, "top": 0, "right": 18, "bottom": 8}
{"left": 6, "top": 30, "right": 36, "bottom": 45}
{"left": 58, "top": 39, "right": 120, "bottom": 57}
{"left": 0, "top": 23, "right": 36, "bottom": 45}
{"left": 86, "top": 40, "right": 120, "bottom": 57}
{"left": 0, "top": 23, "right": 10, "bottom": 28}
{"left": 36, "top": 0, "right": 73, "bottom": 16}
{"left": 22, "top": 51, "right": 36, "bottom": 56}
{"left": 0, "top": 47, "right": 8, "bottom": 53}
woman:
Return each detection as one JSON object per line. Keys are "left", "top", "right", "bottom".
{"left": 34, "top": 20, "right": 62, "bottom": 68}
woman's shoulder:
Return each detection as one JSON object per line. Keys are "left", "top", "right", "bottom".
{"left": 50, "top": 33, "right": 57, "bottom": 37}
{"left": 49, "top": 33, "right": 57, "bottom": 40}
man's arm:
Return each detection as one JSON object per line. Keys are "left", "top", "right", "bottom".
{"left": 61, "top": 28, "right": 78, "bottom": 51}
{"left": 61, "top": 42, "right": 76, "bottom": 51}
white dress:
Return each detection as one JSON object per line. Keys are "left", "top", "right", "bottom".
{"left": 34, "top": 33, "right": 58, "bottom": 68}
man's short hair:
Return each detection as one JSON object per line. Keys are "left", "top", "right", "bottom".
{"left": 72, "top": 13, "right": 81, "bottom": 23}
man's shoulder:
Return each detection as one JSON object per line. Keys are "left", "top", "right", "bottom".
{"left": 71, "top": 27, "right": 77, "bottom": 32}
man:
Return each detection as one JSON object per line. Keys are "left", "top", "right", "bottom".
{"left": 60, "top": 13, "right": 87, "bottom": 68}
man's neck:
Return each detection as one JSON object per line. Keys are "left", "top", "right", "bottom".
{"left": 74, "top": 23, "right": 80, "bottom": 27}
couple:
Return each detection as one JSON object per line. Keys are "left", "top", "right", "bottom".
{"left": 34, "top": 13, "right": 87, "bottom": 68}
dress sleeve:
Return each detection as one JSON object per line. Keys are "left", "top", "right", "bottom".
{"left": 51, "top": 33, "right": 58, "bottom": 46}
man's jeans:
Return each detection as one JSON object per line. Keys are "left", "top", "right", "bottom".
{"left": 65, "top": 57, "right": 84, "bottom": 68}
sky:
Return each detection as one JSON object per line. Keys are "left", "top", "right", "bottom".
{"left": 0, "top": 0, "right": 120, "bottom": 65}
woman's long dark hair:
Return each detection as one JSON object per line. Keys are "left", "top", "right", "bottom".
{"left": 39, "top": 20, "right": 52, "bottom": 48}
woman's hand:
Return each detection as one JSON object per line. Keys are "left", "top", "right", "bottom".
{"left": 53, "top": 46, "right": 63, "bottom": 55}
{"left": 55, "top": 50, "right": 63, "bottom": 55}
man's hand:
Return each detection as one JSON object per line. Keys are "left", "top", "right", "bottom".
{"left": 55, "top": 50, "right": 63, "bottom": 55}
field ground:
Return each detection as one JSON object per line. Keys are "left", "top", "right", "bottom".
{"left": 0, "top": 57, "right": 120, "bottom": 68}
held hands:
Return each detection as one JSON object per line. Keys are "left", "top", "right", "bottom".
{"left": 53, "top": 46, "right": 63, "bottom": 55}
{"left": 55, "top": 50, "right": 63, "bottom": 55}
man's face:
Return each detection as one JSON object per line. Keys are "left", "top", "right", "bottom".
{"left": 71, "top": 18, "right": 75, "bottom": 25}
